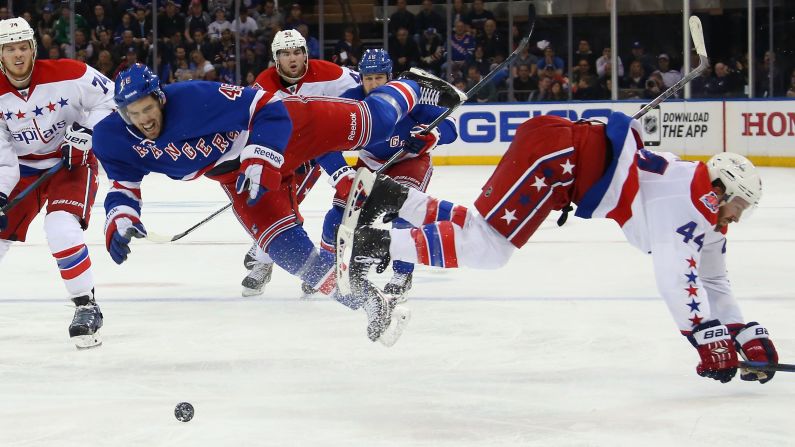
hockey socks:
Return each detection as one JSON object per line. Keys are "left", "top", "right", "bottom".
{"left": 46, "top": 211, "right": 94, "bottom": 296}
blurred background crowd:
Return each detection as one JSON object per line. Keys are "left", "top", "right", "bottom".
{"left": 7, "top": 0, "right": 795, "bottom": 102}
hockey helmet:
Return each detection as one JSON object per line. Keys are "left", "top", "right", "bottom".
{"left": 114, "top": 63, "right": 166, "bottom": 124}
{"left": 706, "top": 152, "right": 762, "bottom": 208}
{"left": 271, "top": 29, "right": 308, "bottom": 82}
{"left": 0, "top": 17, "right": 37, "bottom": 77}
{"left": 359, "top": 49, "right": 393, "bottom": 79}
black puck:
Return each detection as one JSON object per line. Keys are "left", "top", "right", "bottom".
{"left": 174, "top": 402, "right": 194, "bottom": 422}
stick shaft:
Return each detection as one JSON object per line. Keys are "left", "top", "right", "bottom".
{"left": 0, "top": 161, "right": 64, "bottom": 215}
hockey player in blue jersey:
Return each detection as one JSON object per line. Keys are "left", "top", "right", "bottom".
{"left": 91, "top": 63, "right": 465, "bottom": 344}
{"left": 301, "top": 49, "right": 458, "bottom": 300}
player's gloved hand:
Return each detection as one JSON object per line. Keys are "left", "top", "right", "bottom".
{"left": 236, "top": 144, "right": 283, "bottom": 206}
{"left": 104, "top": 209, "right": 148, "bottom": 265}
{"left": 735, "top": 321, "right": 778, "bottom": 384}
{"left": 0, "top": 192, "right": 8, "bottom": 231}
{"left": 329, "top": 165, "right": 355, "bottom": 206}
{"left": 688, "top": 320, "right": 738, "bottom": 383}
{"left": 404, "top": 124, "right": 441, "bottom": 155}
{"left": 60, "top": 123, "right": 93, "bottom": 171}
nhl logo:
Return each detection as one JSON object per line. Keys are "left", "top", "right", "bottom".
{"left": 643, "top": 115, "right": 658, "bottom": 134}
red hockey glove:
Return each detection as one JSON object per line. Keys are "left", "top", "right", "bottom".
{"left": 405, "top": 124, "right": 441, "bottom": 155}
{"left": 60, "top": 123, "right": 93, "bottom": 171}
{"left": 735, "top": 322, "right": 778, "bottom": 384}
{"left": 236, "top": 144, "right": 283, "bottom": 206}
{"left": 329, "top": 165, "right": 355, "bottom": 207}
{"left": 688, "top": 320, "right": 738, "bottom": 383}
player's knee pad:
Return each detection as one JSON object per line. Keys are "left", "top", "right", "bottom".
{"left": 268, "top": 226, "right": 315, "bottom": 275}
{"left": 44, "top": 210, "right": 84, "bottom": 252}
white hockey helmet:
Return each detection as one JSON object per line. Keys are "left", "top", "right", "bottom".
{"left": 271, "top": 29, "right": 308, "bottom": 82}
{"left": 706, "top": 152, "right": 762, "bottom": 207}
{"left": 0, "top": 17, "right": 37, "bottom": 76}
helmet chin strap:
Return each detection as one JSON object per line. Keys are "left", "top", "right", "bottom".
{"left": 7, "top": 69, "right": 32, "bottom": 89}
{"left": 277, "top": 55, "right": 308, "bottom": 84}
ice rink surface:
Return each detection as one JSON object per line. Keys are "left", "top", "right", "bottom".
{"left": 1, "top": 165, "right": 794, "bottom": 446}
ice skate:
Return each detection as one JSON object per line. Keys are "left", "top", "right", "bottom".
{"left": 361, "top": 280, "right": 411, "bottom": 347}
{"left": 384, "top": 272, "right": 412, "bottom": 302}
{"left": 242, "top": 261, "right": 273, "bottom": 297}
{"left": 398, "top": 67, "right": 467, "bottom": 108}
{"left": 69, "top": 291, "right": 103, "bottom": 349}
{"left": 342, "top": 168, "right": 409, "bottom": 233}
{"left": 300, "top": 281, "right": 317, "bottom": 298}
{"left": 337, "top": 226, "right": 391, "bottom": 297}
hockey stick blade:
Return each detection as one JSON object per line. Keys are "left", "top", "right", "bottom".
{"left": 145, "top": 202, "right": 233, "bottom": 243}
{"left": 633, "top": 15, "right": 708, "bottom": 120}
{"left": 739, "top": 361, "right": 795, "bottom": 373}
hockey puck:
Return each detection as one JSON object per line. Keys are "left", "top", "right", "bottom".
{"left": 174, "top": 402, "right": 194, "bottom": 422}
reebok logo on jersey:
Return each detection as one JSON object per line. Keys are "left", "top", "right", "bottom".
{"left": 699, "top": 191, "right": 720, "bottom": 213}
{"left": 347, "top": 113, "right": 357, "bottom": 141}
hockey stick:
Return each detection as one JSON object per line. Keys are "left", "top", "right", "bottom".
{"left": 632, "top": 16, "right": 707, "bottom": 120}
{"left": 144, "top": 202, "right": 233, "bottom": 243}
{"left": 376, "top": 4, "right": 537, "bottom": 174}
{"left": 739, "top": 361, "right": 795, "bottom": 373}
{"left": 0, "top": 161, "right": 63, "bottom": 216}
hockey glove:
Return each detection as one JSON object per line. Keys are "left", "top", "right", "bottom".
{"left": 404, "top": 124, "right": 441, "bottom": 155}
{"left": 0, "top": 192, "right": 7, "bottom": 231}
{"left": 235, "top": 144, "right": 283, "bottom": 206}
{"left": 688, "top": 320, "right": 738, "bottom": 383}
{"left": 735, "top": 322, "right": 778, "bottom": 384}
{"left": 104, "top": 210, "right": 147, "bottom": 265}
{"left": 60, "top": 123, "right": 93, "bottom": 171}
{"left": 329, "top": 165, "right": 355, "bottom": 207}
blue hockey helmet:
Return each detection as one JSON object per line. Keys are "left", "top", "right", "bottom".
{"left": 358, "top": 49, "right": 393, "bottom": 79}
{"left": 114, "top": 63, "right": 165, "bottom": 124}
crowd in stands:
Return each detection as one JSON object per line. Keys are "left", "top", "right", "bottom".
{"left": 7, "top": 0, "right": 794, "bottom": 101}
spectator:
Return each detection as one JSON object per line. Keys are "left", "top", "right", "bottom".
{"left": 0, "top": 6, "right": 7, "bottom": 20}
{"left": 572, "top": 58, "right": 592, "bottom": 84}
{"left": 466, "top": 65, "right": 496, "bottom": 102}
{"left": 416, "top": 0, "right": 445, "bottom": 37}
{"left": 478, "top": 19, "right": 505, "bottom": 64}
{"left": 37, "top": 4, "right": 57, "bottom": 39}
{"left": 596, "top": 47, "right": 623, "bottom": 78}
{"left": 627, "top": 40, "right": 655, "bottom": 75}
{"left": 296, "top": 24, "right": 320, "bottom": 60}
{"left": 389, "top": 0, "right": 415, "bottom": 37}
{"left": 185, "top": 0, "right": 212, "bottom": 44}
{"left": 536, "top": 46, "right": 565, "bottom": 76}
{"left": 536, "top": 75, "right": 553, "bottom": 100}
{"left": 707, "top": 62, "right": 742, "bottom": 98}
{"left": 548, "top": 80, "right": 566, "bottom": 101}
{"left": 241, "top": 47, "right": 265, "bottom": 77}
{"left": 332, "top": 27, "right": 361, "bottom": 68}
{"left": 54, "top": 5, "right": 90, "bottom": 47}
{"left": 218, "top": 55, "right": 237, "bottom": 84}
{"left": 37, "top": 33, "right": 57, "bottom": 60}
{"left": 208, "top": 0, "right": 234, "bottom": 15}
{"left": 113, "top": 30, "right": 145, "bottom": 64}
{"left": 208, "top": 8, "right": 232, "bottom": 41}
{"left": 256, "top": 0, "right": 283, "bottom": 39}
{"left": 689, "top": 53, "right": 712, "bottom": 98}
{"left": 231, "top": 8, "right": 258, "bottom": 36}
{"left": 47, "top": 45, "right": 62, "bottom": 60}
{"left": 113, "top": 46, "right": 141, "bottom": 79}
{"left": 245, "top": 70, "right": 257, "bottom": 87}
{"left": 418, "top": 27, "right": 445, "bottom": 75}
{"left": 465, "top": 0, "right": 495, "bottom": 37}
{"left": 114, "top": 13, "right": 136, "bottom": 44}
{"left": 446, "top": 20, "right": 475, "bottom": 74}
{"left": 89, "top": 4, "right": 113, "bottom": 42}
{"left": 653, "top": 53, "right": 683, "bottom": 89}
{"left": 92, "top": 29, "right": 116, "bottom": 63}
{"left": 284, "top": 4, "right": 307, "bottom": 30}
{"left": 787, "top": 69, "right": 795, "bottom": 98}
{"left": 512, "top": 64, "right": 538, "bottom": 101}
{"left": 452, "top": 0, "right": 468, "bottom": 25}
{"left": 467, "top": 45, "right": 491, "bottom": 75}
{"left": 95, "top": 50, "right": 116, "bottom": 79}
{"left": 174, "top": 58, "right": 194, "bottom": 81}
{"left": 65, "top": 29, "right": 94, "bottom": 60}
{"left": 189, "top": 28, "right": 219, "bottom": 63}
{"left": 191, "top": 49, "right": 216, "bottom": 80}
{"left": 573, "top": 72, "right": 601, "bottom": 100}
{"left": 389, "top": 27, "right": 420, "bottom": 75}
{"left": 621, "top": 60, "right": 648, "bottom": 89}
{"left": 159, "top": 1, "right": 186, "bottom": 42}
{"left": 755, "top": 50, "right": 785, "bottom": 97}
{"left": 574, "top": 39, "right": 596, "bottom": 73}
{"left": 511, "top": 44, "right": 538, "bottom": 79}
{"left": 132, "top": 7, "right": 151, "bottom": 40}
{"left": 643, "top": 72, "right": 664, "bottom": 99}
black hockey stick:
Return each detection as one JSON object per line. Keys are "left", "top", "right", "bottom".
{"left": 376, "top": 4, "right": 537, "bottom": 174}
{"left": 739, "top": 361, "right": 795, "bottom": 373}
{"left": 145, "top": 202, "right": 232, "bottom": 243}
{"left": 0, "top": 160, "right": 63, "bottom": 216}
{"left": 632, "top": 16, "right": 708, "bottom": 120}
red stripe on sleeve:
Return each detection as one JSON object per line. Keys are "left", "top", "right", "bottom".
{"left": 411, "top": 228, "right": 430, "bottom": 265}
{"left": 424, "top": 198, "right": 439, "bottom": 225}
{"left": 437, "top": 221, "right": 458, "bottom": 268}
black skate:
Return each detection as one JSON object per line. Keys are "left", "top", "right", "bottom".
{"left": 343, "top": 168, "right": 409, "bottom": 232}
{"left": 300, "top": 281, "right": 317, "bottom": 297}
{"left": 70, "top": 291, "right": 103, "bottom": 349}
{"left": 384, "top": 272, "right": 413, "bottom": 301}
{"left": 397, "top": 67, "right": 468, "bottom": 108}
{"left": 242, "top": 243, "right": 273, "bottom": 297}
{"left": 341, "top": 226, "right": 392, "bottom": 297}
{"left": 361, "top": 280, "right": 411, "bottom": 347}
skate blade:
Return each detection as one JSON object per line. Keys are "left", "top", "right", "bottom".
{"left": 241, "top": 287, "right": 264, "bottom": 297}
{"left": 335, "top": 224, "right": 354, "bottom": 296}
{"left": 73, "top": 334, "right": 102, "bottom": 350}
{"left": 378, "top": 305, "right": 411, "bottom": 347}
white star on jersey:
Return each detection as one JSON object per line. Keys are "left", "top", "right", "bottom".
{"left": 561, "top": 159, "right": 575, "bottom": 174}
{"left": 531, "top": 176, "right": 547, "bottom": 191}
{"left": 500, "top": 208, "right": 518, "bottom": 224}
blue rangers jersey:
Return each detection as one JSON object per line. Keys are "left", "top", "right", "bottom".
{"left": 92, "top": 81, "right": 290, "bottom": 219}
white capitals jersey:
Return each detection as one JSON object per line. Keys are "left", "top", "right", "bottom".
{"left": 0, "top": 59, "right": 115, "bottom": 195}
{"left": 253, "top": 59, "right": 360, "bottom": 99}
{"left": 576, "top": 114, "right": 742, "bottom": 333}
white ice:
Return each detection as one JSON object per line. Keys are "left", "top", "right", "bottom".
{"left": 1, "top": 166, "right": 794, "bottom": 447}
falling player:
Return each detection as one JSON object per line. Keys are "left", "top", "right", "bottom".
{"left": 91, "top": 64, "right": 464, "bottom": 343}
{"left": 0, "top": 18, "right": 114, "bottom": 348}
{"left": 340, "top": 111, "right": 779, "bottom": 379}
{"left": 305, "top": 48, "right": 457, "bottom": 299}
{"left": 239, "top": 29, "right": 362, "bottom": 297}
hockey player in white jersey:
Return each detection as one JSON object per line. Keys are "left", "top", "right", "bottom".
{"left": 0, "top": 18, "right": 115, "bottom": 348}
{"left": 340, "top": 112, "right": 780, "bottom": 381}
{"left": 240, "top": 29, "right": 362, "bottom": 297}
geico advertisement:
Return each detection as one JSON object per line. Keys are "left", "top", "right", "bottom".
{"left": 438, "top": 101, "right": 722, "bottom": 158}
{"left": 724, "top": 101, "right": 795, "bottom": 157}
